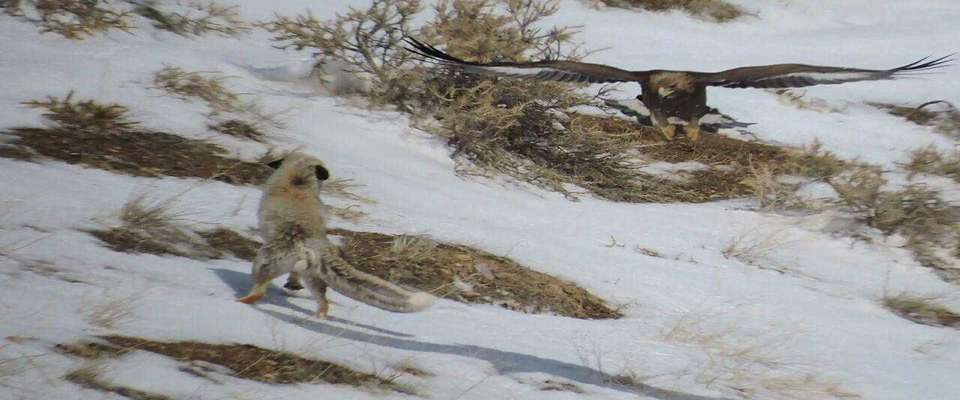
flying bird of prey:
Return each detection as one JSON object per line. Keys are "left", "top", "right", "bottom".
{"left": 405, "top": 38, "right": 953, "bottom": 142}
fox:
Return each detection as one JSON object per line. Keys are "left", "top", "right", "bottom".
{"left": 237, "top": 152, "right": 434, "bottom": 318}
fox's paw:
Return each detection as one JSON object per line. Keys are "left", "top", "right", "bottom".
{"left": 237, "top": 293, "right": 264, "bottom": 304}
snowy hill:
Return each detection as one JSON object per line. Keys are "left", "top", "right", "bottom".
{"left": 1, "top": 1, "right": 959, "bottom": 400}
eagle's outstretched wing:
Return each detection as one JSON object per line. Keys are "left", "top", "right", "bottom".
{"left": 404, "top": 37, "right": 643, "bottom": 84}
{"left": 700, "top": 55, "right": 954, "bottom": 88}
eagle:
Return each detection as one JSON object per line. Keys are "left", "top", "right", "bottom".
{"left": 404, "top": 37, "right": 953, "bottom": 142}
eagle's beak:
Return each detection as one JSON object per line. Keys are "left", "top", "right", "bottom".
{"left": 658, "top": 87, "right": 675, "bottom": 97}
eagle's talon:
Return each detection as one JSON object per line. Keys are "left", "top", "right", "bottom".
{"left": 660, "top": 125, "right": 677, "bottom": 141}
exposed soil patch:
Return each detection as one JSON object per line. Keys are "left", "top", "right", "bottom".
{"left": 329, "top": 229, "right": 622, "bottom": 319}
{"left": 2, "top": 93, "right": 271, "bottom": 185}
{"left": 198, "top": 228, "right": 260, "bottom": 261}
{"left": 89, "top": 226, "right": 259, "bottom": 261}
{"left": 883, "top": 295, "right": 960, "bottom": 329}
{"left": 99, "top": 336, "right": 403, "bottom": 390}
{"left": 5, "top": 126, "right": 271, "bottom": 185}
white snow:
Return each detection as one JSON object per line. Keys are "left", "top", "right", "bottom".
{"left": 1, "top": 1, "right": 959, "bottom": 400}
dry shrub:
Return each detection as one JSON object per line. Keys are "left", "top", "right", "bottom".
{"left": 5, "top": 0, "right": 133, "bottom": 39}
{"left": 133, "top": 0, "right": 249, "bottom": 37}
{"left": 331, "top": 228, "right": 622, "bottom": 319}
{"left": 262, "top": 1, "right": 657, "bottom": 202}
{"left": 260, "top": 0, "right": 422, "bottom": 111}
{"left": 882, "top": 294, "right": 960, "bottom": 328}
{"left": 598, "top": 0, "right": 745, "bottom": 22}
{"left": 903, "top": 146, "right": 960, "bottom": 183}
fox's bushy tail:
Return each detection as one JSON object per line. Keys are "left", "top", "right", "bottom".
{"left": 303, "top": 244, "right": 434, "bottom": 313}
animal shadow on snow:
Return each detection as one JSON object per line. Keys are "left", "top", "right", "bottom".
{"left": 210, "top": 268, "right": 736, "bottom": 400}
{"left": 209, "top": 267, "right": 415, "bottom": 338}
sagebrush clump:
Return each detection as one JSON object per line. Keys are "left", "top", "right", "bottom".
{"left": 264, "top": 0, "right": 666, "bottom": 201}
{"left": 133, "top": 1, "right": 250, "bottom": 37}
{"left": 2, "top": 0, "right": 133, "bottom": 39}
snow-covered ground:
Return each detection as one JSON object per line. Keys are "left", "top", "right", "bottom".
{"left": 1, "top": 1, "right": 959, "bottom": 399}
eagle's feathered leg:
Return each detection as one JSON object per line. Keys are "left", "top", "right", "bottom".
{"left": 685, "top": 118, "right": 702, "bottom": 142}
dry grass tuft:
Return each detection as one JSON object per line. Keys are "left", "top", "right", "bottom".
{"left": 100, "top": 335, "right": 404, "bottom": 390}
{"left": 598, "top": 0, "right": 745, "bottom": 22}
{"left": 23, "top": 91, "right": 138, "bottom": 134}
{"left": 831, "top": 167, "right": 960, "bottom": 282}
{"left": 207, "top": 118, "right": 265, "bottom": 142}
{"left": 85, "top": 295, "right": 138, "bottom": 330}
{"left": 90, "top": 196, "right": 271, "bottom": 262}
{"left": 882, "top": 294, "right": 960, "bottom": 328}
{"left": 722, "top": 228, "right": 789, "bottom": 266}
{"left": 133, "top": 0, "right": 250, "bottom": 37}
{"left": 903, "top": 146, "right": 960, "bottom": 183}
{"left": 4, "top": 0, "right": 133, "bottom": 39}
{"left": 152, "top": 66, "right": 281, "bottom": 134}
{"left": 331, "top": 228, "right": 622, "bottom": 319}
{"left": 4, "top": 93, "right": 273, "bottom": 184}
{"left": 872, "top": 100, "right": 960, "bottom": 139}
{"left": 88, "top": 193, "right": 220, "bottom": 260}
{"left": 651, "top": 313, "right": 859, "bottom": 399}
{"left": 152, "top": 65, "right": 279, "bottom": 129}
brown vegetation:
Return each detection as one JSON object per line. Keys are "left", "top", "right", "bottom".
{"left": 4, "top": 93, "right": 272, "bottom": 184}
{"left": 57, "top": 336, "right": 405, "bottom": 391}
{"left": 2, "top": 0, "right": 133, "bottom": 39}
{"left": 883, "top": 294, "right": 960, "bottom": 328}
{"left": 598, "top": 0, "right": 745, "bottom": 22}
{"left": 331, "top": 228, "right": 622, "bottom": 319}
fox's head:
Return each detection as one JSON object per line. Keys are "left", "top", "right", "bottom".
{"left": 263, "top": 152, "right": 330, "bottom": 194}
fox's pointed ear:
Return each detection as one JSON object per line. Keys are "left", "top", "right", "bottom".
{"left": 266, "top": 159, "right": 284, "bottom": 169}
{"left": 315, "top": 165, "right": 330, "bottom": 181}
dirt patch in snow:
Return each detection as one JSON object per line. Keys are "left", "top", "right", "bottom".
{"left": 1, "top": 93, "right": 271, "bottom": 185}
{"left": 58, "top": 336, "right": 408, "bottom": 392}
{"left": 330, "top": 229, "right": 623, "bottom": 320}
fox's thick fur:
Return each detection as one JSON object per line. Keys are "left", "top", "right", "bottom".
{"left": 237, "top": 152, "right": 433, "bottom": 317}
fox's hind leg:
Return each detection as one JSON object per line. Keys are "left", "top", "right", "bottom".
{"left": 238, "top": 252, "right": 282, "bottom": 304}
{"left": 302, "top": 272, "right": 330, "bottom": 318}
